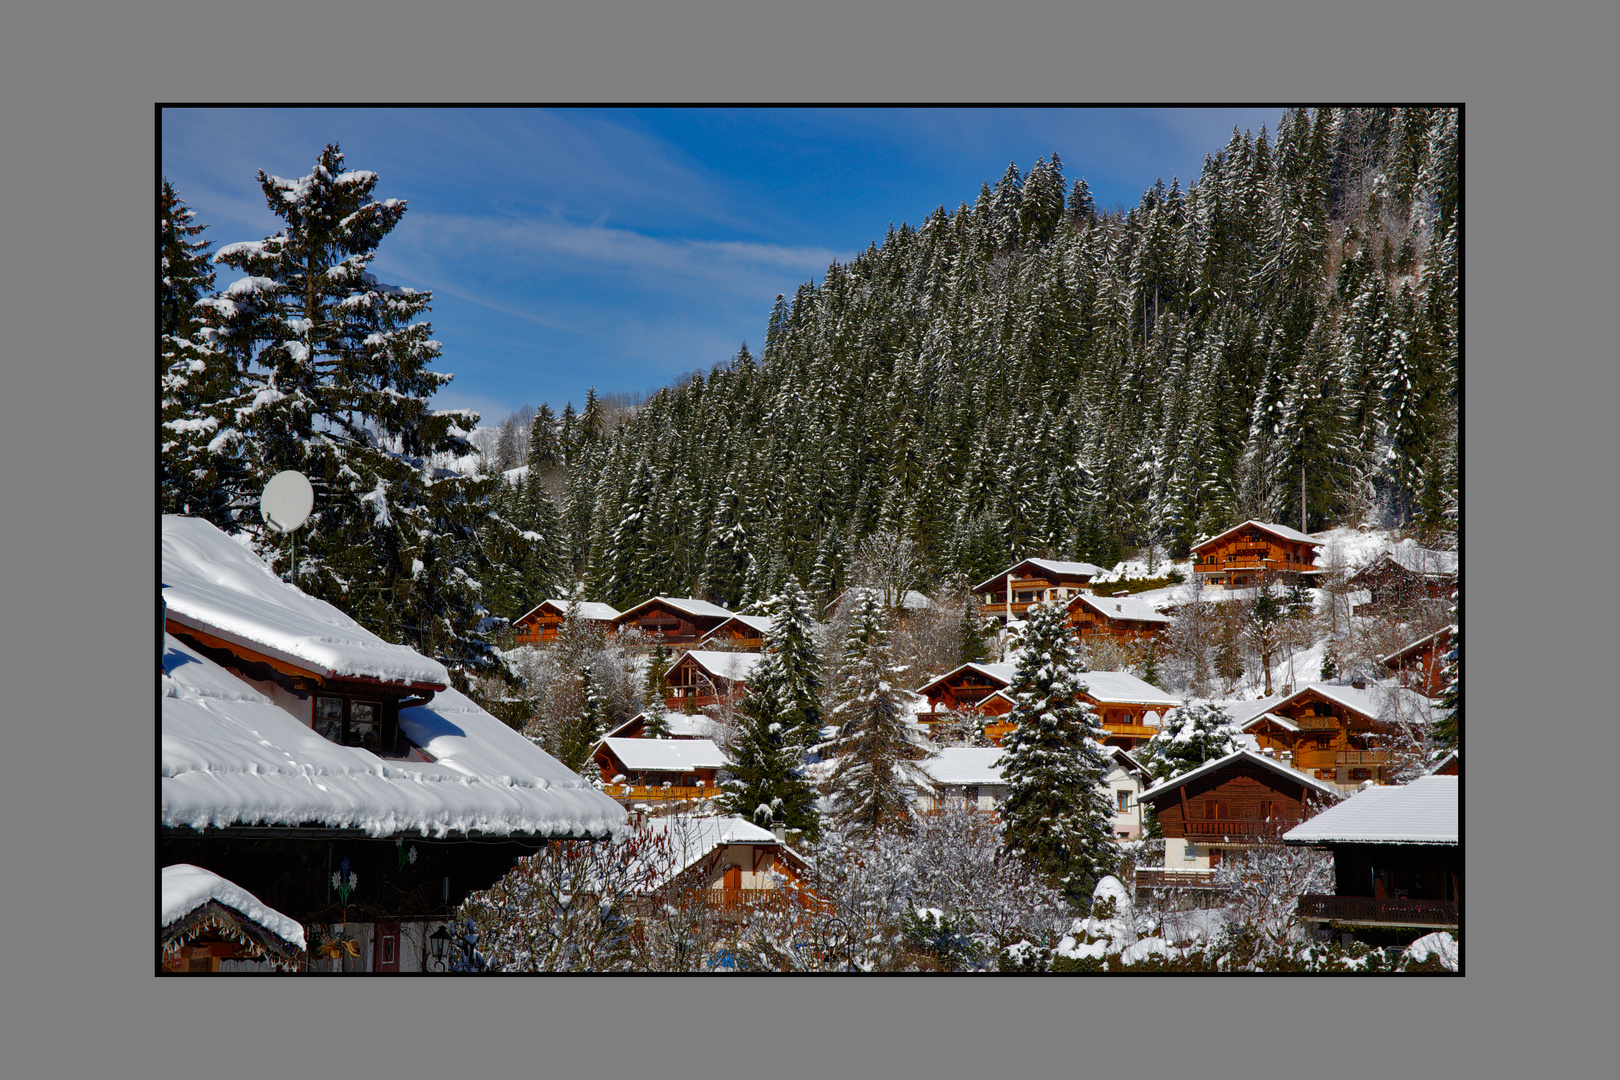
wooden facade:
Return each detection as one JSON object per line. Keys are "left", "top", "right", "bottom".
{"left": 916, "top": 663, "right": 1015, "bottom": 715}
{"left": 1190, "top": 521, "right": 1321, "bottom": 591}
{"left": 700, "top": 614, "right": 770, "bottom": 651}
{"left": 1255, "top": 685, "right": 1411, "bottom": 788}
{"left": 974, "top": 558, "right": 1104, "bottom": 623}
{"left": 511, "top": 599, "right": 621, "bottom": 645}
{"left": 1381, "top": 626, "right": 1455, "bottom": 697}
{"left": 1065, "top": 592, "right": 1171, "bottom": 642}
{"left": 1140, "top": 751, "right": 1338, "bottom": 869}
{"left": 1347, "top": 548, "right": 1457, "bottom": 614}
{"left": 663, "top": 650, "right": 760, "bottom": 709}
{"left": 612, "top": 597, "right": 737, "bottom": 646}
{"left": 593, "top": 738, "right": 727, "bottom": 799}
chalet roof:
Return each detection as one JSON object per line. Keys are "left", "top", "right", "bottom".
{"left": 162, "top": 863, "right": 306, "bottom": 952}
{"left": 633, "top": 815, "right": 809, "bottom": 887}
{"left": 615, "top": 596, "right": 737, "bottom": 623}
{"left": 1189, "top": 694, "right": 1290, "bottom": 726}
{"left": 923, "top": 744, "right": 1148, "bottom": 787}
{"left": 1358, "top": 543, "right": 1459, "bottom": 579}
{"left": 1108, "top": 745, "right": 1154, "bottom": 782}
{"left": 703, "top": 613, "right": 772, "bottom": 639}
{"left": 1283, "top": 775, "right": 1457, "bottom": 845}
{"left": 1067, "top": 592, "right": 1173, "bottom": 625}
{"left": 162, "top": 515, "right": 448, "bottom": 690}
{"left": 675, "top": 650, "right": 763, "bottom": 683}
{"left": 1191, "top": 520, "right": 1321, "bottom": 553}
{"left": 514, "top": 598, "right": 622, "bottom": 624}
{"left": 162, "top": 633, "right": 626, "bottom": 840}
{"left": 973, "top": 557, "right": 1106, "bottom": 593}
{"left": 1240, "top": 712, "right": 1300, "bottom": 732}
{"left": 1274, "top": 682, "right": 1436, "bottom": 725}
{"left": 600, "top": 737, "right": 730, "bottom": 773}
{"left": 914, "top": 662, "right": 1017, "bottom": 697}
{"left": 602, "top": 711, "right": 720, "bottom": 741}
{"left": 1380, "top": 626, "right": 1457, "bottom": 669}
{"left": 1076, "top": 670, "right": 1181, "bottom": 706}
{"left": 1139, "top": 748, "right": 1342, "bottom": 805}
{"left": 1427, "top": 750, "right": 1460, "bottom": 776}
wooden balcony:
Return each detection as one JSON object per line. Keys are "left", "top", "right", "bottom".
{"left": 604, "top": 784, "right": 724, "bottom": 803}
{"left": 1183, "top": 818, "right": 1302, "bottom": 840}
{"left": 1335, "top": 750, "right": 1390, "bottom": 765}
{"left": 1296, "top": 894, "right": 1459, "bottom": 928}
{"left": 1296, "top": 715, "right": 1340, "bottom": 730}
{"left": 1134, "top": 868, "right": 1218, "bottom": 891}
{"left": 1103, "top": 723, "right": 1159, "bottom": 740}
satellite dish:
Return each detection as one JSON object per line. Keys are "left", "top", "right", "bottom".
{"left": 260, "top": 471, "right": 314, "bottom": 533}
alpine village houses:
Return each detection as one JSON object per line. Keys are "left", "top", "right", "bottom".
{"left": 161, "top": 516, "right": 626, "bottom": 973}
{"left": 974, "top": 558, "right": 1106, "bottom": 624}
{"left": 1190, "top": 521, "right": 1322, "bottom": 591}
{"left": 511, "top": 598, "right": 622, "bottom": 644}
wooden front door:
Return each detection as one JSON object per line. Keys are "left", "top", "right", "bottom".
{"left": 373, "top": 922, "right": 401, "bottom": 972}
{"left": 722, "top": 865, "right": 742, "bottom": 891}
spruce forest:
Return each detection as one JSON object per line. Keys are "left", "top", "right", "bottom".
{"left": 162, "top": 107, "right": 1458, "bottom": 694}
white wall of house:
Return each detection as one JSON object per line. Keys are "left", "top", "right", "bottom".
{"left": 1162, "top": 837, "right": 1212, "bottom": 869}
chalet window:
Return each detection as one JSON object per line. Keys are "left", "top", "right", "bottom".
{"left": 1116, "top": 791, "right": 1131, "bottom": 813}
{"left": 313, "top": 695, "right": 387, "bottom": 751}
{"left": 965, "top": 786, "right": 980, "bottom": 807}
{"left": 1204, "top": 800, "right": 1228, "bottom": 820}
{"left": 1182, "top": 844, "right": 1198, "bottom": 862}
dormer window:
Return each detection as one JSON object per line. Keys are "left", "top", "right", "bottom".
{"left": 314, "top": 695, "right": 386, "bottom": 751}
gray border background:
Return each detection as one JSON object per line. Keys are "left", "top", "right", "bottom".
{"left": 5, "top": 0, "right": 1607, "bottom": 1075}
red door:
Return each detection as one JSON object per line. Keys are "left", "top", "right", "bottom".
{"left": 373, "top": 922, "right": 401, "bottom": 972}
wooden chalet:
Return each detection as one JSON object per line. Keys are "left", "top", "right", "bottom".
{"left": 1138, "top": 748, "right": 1342, "bottom": 871}
{"left": 980, "top": 670, "right": 1181, "bottom": 749}
{"left": 1066, "top": 591, "right": 1172, "bottom": 642}
{"left": 913, "top": 746, "right": 1153, "bottom": 840}
{"left": 1243, "top": 682, "right": 1435, "bottom": 790}
{"left": 1284, "top": 775, "right": 1460, "bottom": 942}
{"left": 914, "top": 663, "right": 1016, "bottom": 740}
{"left": 511, "top": 598, "right": 621, "bottom": 645}
{"left": 1381, "top": 626, "right": 1455, "bottom": 697}
{"left": 1190, "top": 520, "right": 1321, "bottom": 591}
{"left": 630, "top": 815, "right": 811, "bottom": 921}
{"left": 701, "top": 613, "right": 771, "bottom": 651}
{"left": 974, "top": 558, "right": 1105, "bottom": 624}
{"left": 594, "top": 737, "right": 729, "bottom": 803}
{"left": 664, "top": 649, "right": 762, "bottom": 709}
{"left": 600, "top": 710, "right": 719, "bottom": 741}
{"left": 1428, "top": 750, "right": 1459, "bottom": 776}
{"left": 612, "top": 596, "right": 739, "bottom": 646}
{"left": 1347, "top": 544, "right": 1458, "bottom": 614}
{"left": 161, "top": 516, "right": 626, "bottom": 973}
{"left": 162, "top": 864, "right": 306, "bottom": 973}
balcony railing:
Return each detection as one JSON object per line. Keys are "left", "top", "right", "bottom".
{"left": 1103, "top": 723, "right": 1160, "bottom": 739}
{"left": 1134, "top": 868, "right": 1219, "bottom": 890}
{"left": 1182, "top": 819, "right": 1302, "bottom": 839}
{"left": 1296, "top": 715, "right": 1340, "bottom": 730}
{"left": 1295, "top": 894, "right": 1459, "bottom": 927}
{"left": 604, "top": 784, "right": 723, "bottom": 802}
{"left": 1335, "top": 750, "right": 1390, "bottom": 765}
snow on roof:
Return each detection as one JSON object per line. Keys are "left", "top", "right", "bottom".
{"left": 163, "top": 634, "right": 625, "bottom": 839}
{"left": 1189, "top": 694, "right": 1289, "bottom": 726}
{"left": 618, "top": 596, "right": 737, "bottom": 622}
{"left": 515, "top": 598, "right": 622, "bottom": 624}
{"left": 163, "top": 515, "right": 449, "bottom": 690}
{"left": 1139, "top": 748, "right": 1342, "bottom": 804}
{"left": 632, "top": 814, "right": 801, "bottom": 886}
{"left": 1192, "top": 520, "right": 1321, "bottom": 552}
{"left": 1378, "top": 543, "right": 1459, "bottom": 578}
{"left": 915, "top": 662, "right": 1016, "bottom": 696}
{"left": 1076, "top": 670, "right": 1181, "bottom": 706}
{"left": 677, "top": 650, "right": 763, "bottom": 682}
{"left": 1283, "top": 775, "right": 1457, "bottom": 845}
{"left": 601, "top": 737, "right": 730, "bottom": 772}
{"left": 162, "top": 863, "right": 306, "bottom": 950}
{"left": 1068, "top": 592, "right": 1172, "bottom": 624}
{"left": 922, "top": 748, "right": 1007, "bottom": 785}
{"left": 1239, "top": 712, "right": 1300, "bottom": 732}
{"left": 1380, "top": 626, "right": 1456, "bottom": 668}
{"left": 973, "top": 557, "right": 1105, "bottom": 593}
{"left": 1277, "top": 682, "right": 1436, "bottom": 725}
{"left": 704, "top": 614, "right": 772, "bottom": 637}
{"left": 602, "top": 712, "right": 719, "bottom": 741}
{"left": 1426, "top": 750, "right": 1459, "bottom": 775}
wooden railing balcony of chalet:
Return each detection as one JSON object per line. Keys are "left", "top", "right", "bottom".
{"left": 603, "top": 784, "right": 724, "bottom": 802}
{"left": 1103, "top": 722, "right": 1159, "bottom": 740}
{"left": 1335, "top": 750, "right": 1391, "bottom": 765}
{"left": 1295, "top": 715, "right": 1341, "bottom": 730}
{"left": 1295, "top": 894, "right": 1459, "bottom": 927}
{"left": 1182, "top": 818, "right": 1302, "bottom": 839}
{"left": 1134, "top": 867, "right": 1219, "bottom": 890}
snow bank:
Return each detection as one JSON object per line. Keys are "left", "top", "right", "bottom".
{"left": 162, "top": 863, "right": 306, "bottom": 949}
{"left": 1403, "top": 931, "right": 1459, "bottom": 971}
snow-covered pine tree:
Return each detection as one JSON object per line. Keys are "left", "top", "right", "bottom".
{"left": 643, "top": 642, "right": 672, "bottom": 739}
{"left": 760, "top": 576, "right": 825, "bottom": 749}
{"left": 1432, "top": 593, "right": 1459, "bottom": 753}
{"left": 191, "top": 144, "right": 511, "bottom": 685}
{"left": 721, "top": 665, "right": 821, "bottom": 841}
{"left": 1139, "top": 702, "right": 1241, "bottom": 783}
{"left": 997, "top": 599, "right": 1117, "bottom": 905}
{"left": 825, "top": 588, "right": 930, "bottom": 838}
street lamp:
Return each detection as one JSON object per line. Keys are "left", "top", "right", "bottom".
{"left": 428, "top": 924, "right": 452, "bottom": 971}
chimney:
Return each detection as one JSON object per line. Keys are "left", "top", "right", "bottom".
{"left": 771, "top": 825, "right": 787, "bottom": 843}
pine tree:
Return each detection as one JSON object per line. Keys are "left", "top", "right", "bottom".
{"left": 721, "top": 629, "right": 821, "bottom": 840}
{"left": 996, "top": 600, "right": 1117, "bottom": 905}
{"left": 825, "top": 588, "right": 930, "bottom": 838}
{"left": 643, "top": 642, "right": 672, "bottom": 739}
{"left": 1432, "top": 594, "right": 1459, "bottom": 753}
{"left": 1139, "top": 702, "right": 1241, "bottom": 782}
{"left": 191, "top": 143, "right": 508, "bottom": 685}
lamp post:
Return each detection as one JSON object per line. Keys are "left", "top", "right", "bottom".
{"left": 428, "top": 925, "right": 452, "bottom": 971}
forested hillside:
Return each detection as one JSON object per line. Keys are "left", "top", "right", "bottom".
{"left": 495, "top": 106, "right": 1457, "bottom": 613}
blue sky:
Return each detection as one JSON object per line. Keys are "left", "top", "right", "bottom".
{"left": 162, "top": 107, "right": 1284, "bottom": 427}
